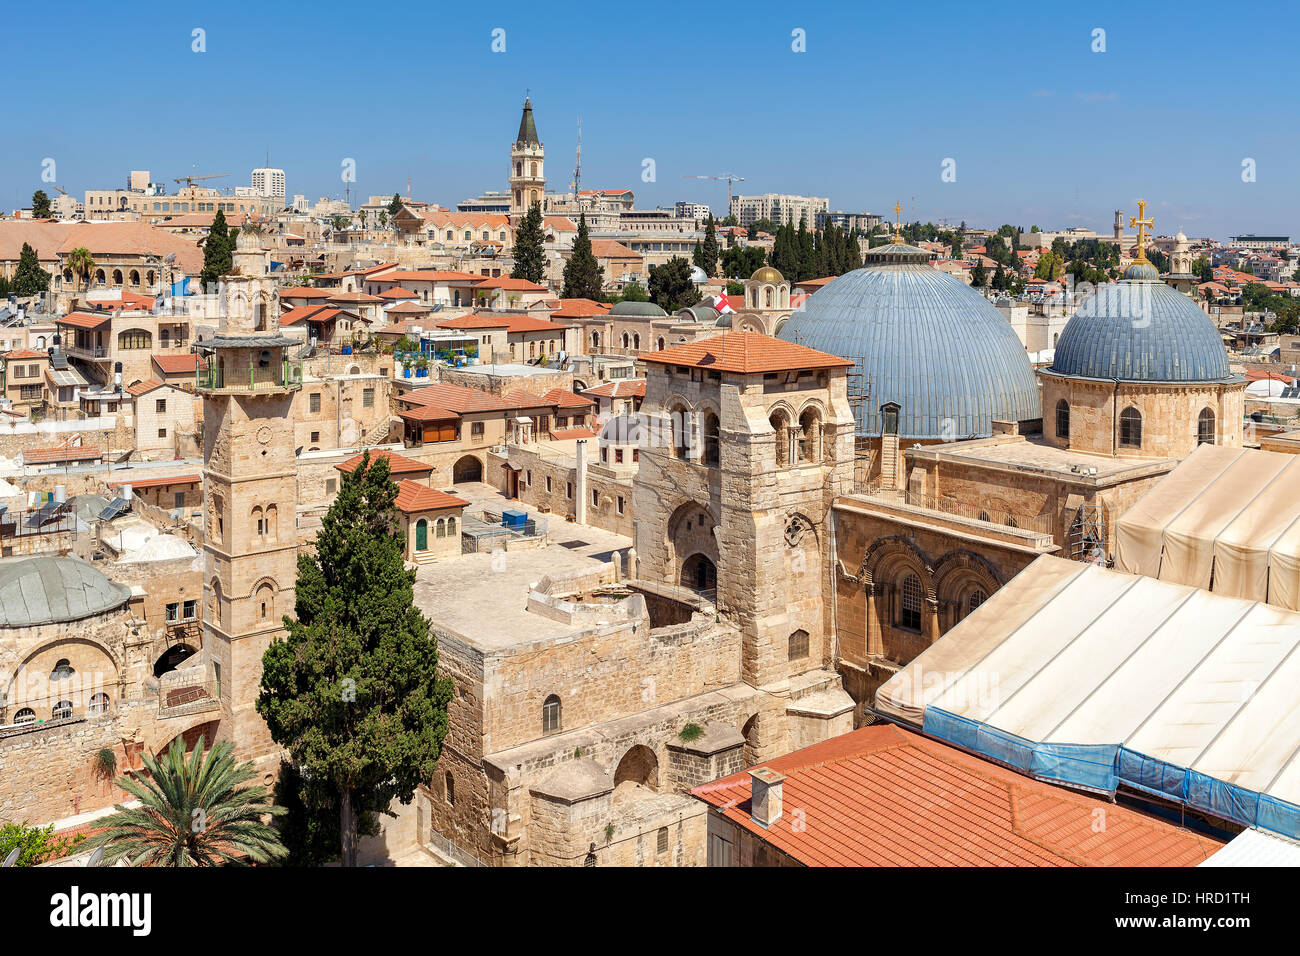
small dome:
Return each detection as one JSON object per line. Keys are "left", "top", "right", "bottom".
{"left": 1123, "top": 260, "right": 1160, "bottom": 281}
{"left": 1048, "top": 276, "right": 1235, "bottom": 383}
{"left": 235, "top": 229, "right": 261, "bottom": 251}
{"left": 609, "top": 301, "right": 667, "bottom": 317}
{"left": 1176, "top": 230, "right": 1187, "bottom": 242}
{"left": 0, "top": 556, "right": 131, "bottom": 627}
{"left": 689, "top": 265, "right": 708, "bottom": 283}
{"left": 750, "top": 266, "right": 784, "bottom": 284}
{"left": 677, "top": 305, "right": 719, "bottom": 323}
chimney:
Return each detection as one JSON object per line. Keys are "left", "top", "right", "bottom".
{"left": 749, "top": 767, "right": 785, "bottom": 828}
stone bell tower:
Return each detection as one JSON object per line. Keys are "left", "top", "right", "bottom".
{"left": 509, "top": 96, "right": 545, "bottom": 217}
{"left": 197, "top": 227, "right": 300, "bottom": 768}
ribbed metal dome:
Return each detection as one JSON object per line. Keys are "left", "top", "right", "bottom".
{"left": 0, "top": 556, "right": 131, "bottom": 627}
{"left": 609, "top": 301, "right": 666, "bottom": 317}
{"left": 1048, "top": 277, "right": 1235, "bottom": 383}
{"left": 777, "top": 260, "right": 1041, "bottom": 438}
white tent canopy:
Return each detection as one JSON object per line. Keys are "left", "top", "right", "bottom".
{"left": 876, "top": 555, "right": 1300, "bottom": 839}
{"left": 1115, "top": 444, "right": 1300, "bottom": 609}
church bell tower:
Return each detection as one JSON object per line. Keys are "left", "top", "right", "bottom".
{"left": 197, "top": 227, "right": 301, "bottom": 769}
{"left": 509, "top": 96, "right": 545, "bottom": 217}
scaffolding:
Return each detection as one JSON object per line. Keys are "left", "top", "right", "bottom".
{"left": 1070, "top": 498, "right": 1106, "bottom": 564}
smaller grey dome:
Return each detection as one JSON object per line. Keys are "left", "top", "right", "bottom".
{"left": 677, "top": 305, "right": 719, "bottom": 323}
{"left": 689, "top": 265, "right": 708, "bottom": 283}
{"left": 0, "top": 556, "right": 131, "bottom": 627}
{"left": 609, "top": 301, "right": 667, "bottom": 317}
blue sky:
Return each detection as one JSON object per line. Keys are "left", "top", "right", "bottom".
{"left": 10, "top": 0, "right": 1299, "bottom": 239}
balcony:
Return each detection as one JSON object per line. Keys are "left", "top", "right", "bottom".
{"left": 196, "top": 361, "right": 303, "bottom": 393}
{"left": 64, "top": 343, "right": 109, "bottom": 360}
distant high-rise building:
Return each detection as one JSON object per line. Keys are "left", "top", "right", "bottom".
{"left": 251, "top": 167, "right": 286, "bottom": 204}
{"left": 675, "top": 201, "right": 712, "bottom": 220}
{"left": 729, "top": 192, "right": 829, "bottom": 229}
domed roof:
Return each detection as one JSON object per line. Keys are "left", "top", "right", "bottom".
{"left": 1047, "top": 274, "right": 1236, "bottom": 383}
{"left": 777, "top": 259, "right": 1041, "bottom": 439}
{"left": 689, "top": 265, "right": 709, "bottom": 283}
{"left": 750, "top": 266, "right": 784, "bottom": 284}
{"left": 0, "top": 556, "right": 131, "bottom": 628}
{"left": 609, "top": 300, "right": 667, "bottom": 317}
{"left": 677, "top": 305, "right": 719, "bottom": 323}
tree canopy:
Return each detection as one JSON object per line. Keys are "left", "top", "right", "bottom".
{"left": 562, "top": 212, "right": 604, "bottom": 300}
{"left": 200, "top": 209, "right": 234, "bottom": 289}
{"left": 648, "top": 256, "right": 701, "bottom": 312}
{"left": 257, "top": 452, "right": 453, "bottom": 867}
{"left": 13, "top": 242, "right": 50, "bottom": 296}
{"left": 692, "top": 214, "right": 720, "bottom": 278}
{"left": 31, "top": 190, "right": 51, "bottom": 219}
{"left": 511, "top": 201, "right": 547, "bottom": 284}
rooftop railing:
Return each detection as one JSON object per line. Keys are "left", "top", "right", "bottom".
{"left": 196, "top": 361, "right": 303, "bottom": 391}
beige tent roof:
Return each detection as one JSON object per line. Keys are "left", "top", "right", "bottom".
{"left": 1115, "top": 444, "right": 1300, "bottom": 609}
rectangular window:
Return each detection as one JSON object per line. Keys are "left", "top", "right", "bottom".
{"left": 546, "top": 477, "right": 552, "bottom": 492}
{"left": 592, "top": 488, "right": 599, "bottom": 507}
{"left": 310, "top": 431, "right": 320, "bottom": 443}
{"left": 158, "top": 428, "right": 167, "bottom": 438}
{"left": 183, "top": 599, "right": 198, "bottom": 620}
{"left": 309, "top": 392, "right": 321, "bottom": 413}
{"left": 615, "top": 448, "right": 624, "bottom": 464}
{"left": 326, "top": 478, "right": 337, "bottom": 494}
{"left": 174, "top": 491, "right": 185, "bottom": 509}
{"left": 616, "top": 496, "right": 624, "bottom": 515}
{"left": 165, "top": 602, "right": 179, "bottom": 622}
{"left": 362, "top": 387, "right": 375, "bottom": 408}
{"left": 657, "top": 827, "right": 669, "bottom": 855}
{"left": 566, "top": 482, "right": 572, "bottom": 499}
{"left": 471, "top": 421, "right": 484, "bottom": 436}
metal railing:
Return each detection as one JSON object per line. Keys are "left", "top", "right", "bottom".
{"left": 196, "top": 361, "right": 303, "bottom": 391}
{"left": 905, "top": 492, "right": 1055, "bottom": 535}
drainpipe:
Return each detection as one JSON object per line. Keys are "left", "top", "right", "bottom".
{"left": 575, "top": 439, "right": 588, "bottom": 524}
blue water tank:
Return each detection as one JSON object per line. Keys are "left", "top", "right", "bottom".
{"left": 501, "top": 509, "right": 528, "bottom": 529}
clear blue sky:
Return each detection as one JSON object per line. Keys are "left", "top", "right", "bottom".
{"left": 10, "top": 0, "right": 1299, "bottom": 240}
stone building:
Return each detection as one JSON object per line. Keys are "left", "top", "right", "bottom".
{"left": 509, "top": 97, "right": 545, "bottom": 217}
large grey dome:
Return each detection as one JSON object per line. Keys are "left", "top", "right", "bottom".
{"left": 777, "top": 245, "right": 1042, "bottom": 439}
{"left": 609, "top": 301, "right": 666, "bottom": 317}
{"left": 0, "top": 556, "right": 131, "bottom": 627}
{"left": 1047, "top": 275, "right": 1235, "bottom": 383}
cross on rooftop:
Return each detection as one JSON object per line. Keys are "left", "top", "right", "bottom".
{"left": 1129, "top": 199, "right": 1154, "bottom": 262}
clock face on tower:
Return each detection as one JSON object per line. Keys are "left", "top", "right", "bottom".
{"left": 256, "top": 425, "right": 273, "bottom": 445}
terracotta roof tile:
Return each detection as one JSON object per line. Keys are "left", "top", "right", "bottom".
{"left": 691, "top": 724, "right": 1223, "bottom": 867}
{"left": 639, "top": 331, "right": 852, "bottom": 374}
{"left": 125, "top": 378, "right": 165, "bottom": 396}
{"left": 109, "top": 473, "right": 200, "bottom": 490}
{"left": 582, "top": 378, "right": 646, "bottom": 399}
{"left": 393, "top": 479, "right": 469, "bottom": 514}
{"left": 22, "top": 443, "right": 100, "bottom": 465}
{"left": 152, "top": 353, "right": 204, "bottom": 374}
{"left": 336, "top": 449, "right": 433, "bottom": 476}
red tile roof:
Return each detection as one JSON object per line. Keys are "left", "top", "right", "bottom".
{"left": 472, "top": 276, "right": 548, "bottom": 292}
{"left": 399, "top": 402, "right": 460, "bottom": 422}
{"left": 435, "top": 313, "right": 568, "bottom": 334}
{"left": 152, "top": 353, "right": 203, "bottom": 374}
{"left": 57, "top": 312, "right": 112, "bottom": 330}
{"left": 22, "top": 443, "right": 101, "bottom": 465}
{"left": 369, "top": 269, "right": 483, "bottom": 284}
{"left": 278, "top": 286, "right": 333, "bottom": 299}
{"left": 582, "top": 378, "right": 646, "bottom": 399}
{"left": 336, "top": 450, "right": 433, "bottom": 476}
{"left": 109, "top": 473, "right": 200, "bottom": 490}
{"left": 4, "top": 349, "right": 47, "bottom": 360}
{"left": 403, "top": 382, "right": 518, "bottom": 414}
{"left": 691, "top": 724, "right": 1223, "bottom": 867}
{"left": 590, "top": 240, "right": 640, "bottom": 259}
{"left": 393, "top": 479, "right": 469, "bottom": 514}
{"left": 540, "top": 387, "right": 594, "bottom": 408}
{"left": 549, "top": 427, "right": 598, "bottom": 441}
{"left": 551, "top": 298, "right": 611, "bottom": 318}
{"left": 328, "top": 291, "right": 384, "bottom": 304}
{"left": 125, "top": 378, "right": 165, "bottom": 397}
{"left": 639, "top": 331, "right": 852, "bottom": 374}
{"left": 377, "top": 287, "right": 419, "bottom": 299}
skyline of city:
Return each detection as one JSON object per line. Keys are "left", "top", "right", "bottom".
{"left": 9, "top": 0, "right": 1300, "bottom": 239}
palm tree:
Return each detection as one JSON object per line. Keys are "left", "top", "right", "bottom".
{"left": 65, "top": 246, "right": 94, "bottom": 291}
{"left": 84, "top": 735, "right": 286, "bottom": 866}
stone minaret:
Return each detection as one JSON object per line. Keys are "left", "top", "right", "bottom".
{"left": 509, "top": 96, "right": 545, "bottom": 217}
{"left": 198, "top": 228, "right": 300, "bottom": 769}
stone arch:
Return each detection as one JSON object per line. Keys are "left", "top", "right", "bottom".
{"left": 156, "top": 719, "right": 221, "bottom": 758}
{"left": 7, "top": 638, "right": 121, "bottom": 720}
{"left": 858, "top": 535, "right": 935, "bottom": 591}
{"left": 736, "top": 315, "right": 765, "bottom": 333}
{"left": 773, "top": 315, "right": 791, "bottom": 336}
{"left": 933, "top": 549, "right": 1002, "bottom": 632}
{"left": 667, "top": 500, "right": 718, "bottom": 586}
{"left": 768, "top": 401, "right": 796, "bottom": 467}
{"left": 796, "top": 402, "right": 825, "bottom": 463}
{"left": 613, "top": 744, "right": 659, "bottom": 792}
{"left": 129, "top": 269, "right": 140, "bottom": 286}
{"left": 153, "top": 642, "right": 197, "bottom": 678}
{"left": 111, "top": 268, "right": 124, "bottom": 285}
{"left": 452, "top": 455, "right": 483, "bottom": 483}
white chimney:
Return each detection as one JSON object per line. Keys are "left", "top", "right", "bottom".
{"left": 53, "top": 485, "right": 66, "bottom": 503}
{"left": 749, "top": 767, "right": 785, "bottom": 828}
{"left": 120, "top": 484, "right": 132, "bottom": 501}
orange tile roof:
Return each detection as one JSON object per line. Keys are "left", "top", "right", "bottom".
{"left": 384, "top": 302, "right": 433, "bottom": 315}
{"left": 544, "top": 216, "right": 577, "bottom": 232}
{"left": 109, "top": 473, "right": 200, "bottom": 489}
{"left": 328, "top": 291, "right": 384, "bottom": 303}
{"left": 540, "top": 387, "right": 594, "bottom": 408}
{"left": 57, "top": 312, "right": 112, "bottom": 330}
{"left": 377, "top": 287, "right": 419, "bottom": 299}
{"left": 473, "top": 276, "right": 549, "bottom": 292}
{"left": 4, "top": 348, "right": 47, "bottom": 360}
{"left": 582, "top": 378, "right": 646, "bottom": 399}
{"left": 399, "top": 402, "right": 459, "bottom": 422}
{"left": 125, "top": 378, "right": 165, "bottom": 396}
{"left": 421, "top": 211, "right": 511, "bottom": 228}
{"left": 435, "top": 313, "right": 568, "bottom": 334}
{"left": 692, "top": 723, "right": 1223, "bottom": 867}
{"left": 403, "top": 382, "right": 517, "bottom": 414}
{"left": 639, "top": 331, "right": 852, "bottom": 374}
{"left": 551, "top": 298, "right": 610, "bottom": 318}
{"left": 22, "top": 443, "right": 100, "bottom": 465}
{"left": 336, "top": 449, "right": 433, "bottom": 476}
{"left": 794, "top": 276, "right": 837, "bottom": 289}
{"left": 278, "top": 286, "right": 333, "bottom": 299}
{"left": 393, "top": 479, "right": 469, "bottom": 514}
{"left": 369, "top": 269, "right": 483, "bottom": 284}
{"left": 590, "top": 240, "right": 640, "bottom": 259}
{"left": 549, "top": 427, "right": 598, "bottom": 441}
{"left": 152, "top": 353, "right": 204, "bottom": 374}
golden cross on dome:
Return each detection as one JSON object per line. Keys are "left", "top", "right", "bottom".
{"left": 1129, "top": 199, "right": 1154, "bottom": 262}
{"left": 893, "top": 200, "right": 903, "bottom": 241}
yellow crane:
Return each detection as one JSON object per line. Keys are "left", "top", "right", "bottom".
{"left": 173, "top": 172, "right": 230, "bottom": 188}
{"left": 681, "top": 173, "right": 745, "bottom": 214}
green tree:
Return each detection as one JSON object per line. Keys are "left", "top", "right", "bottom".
{"left": 257, "top": 452, "right": 454, "bottom": 868}
{"left": 619, "top": 279, "right": 649, "bottom": 302}
{"left": 272, "top": 760, "right": 379, "bottom": 867}
{"left": 0, "top": 821, "right": 82, "bottom": 866}
{"left": 991, "top": 262, "right": 1008, "bottom": 291}
{"left": 511, "top": 201, "right": 547, "bottom": 284}
{"left": 200, "top": 209, "right": 233, "bottom": 289}
{"left": 331, "top": 214, "right": 350, "bottom": 232}
{"left": 1035, "top": 251, "right": 1064, "bottom": 281}
{"left": 13, "top": 242, "right": 51, "bottom": 296}
{"left": 648, "top": 256, "right": 701, "bottom": 312}
{"left": 693, "top": 214, "right": 720, "bottom": 277}
{"left": 971, "top": 259, "right": 988, "bottom": 287}
{"left": 31, "top": 190, "right": 52, "bottom": 219}
{"left": 388, "top": 193, "right": 403, "bottom": 216}
{"left": 562, "top": 212, "right": 604, "bottom": 300}
{"left": 83, "top": 736, "right": 285, "bottom": 866}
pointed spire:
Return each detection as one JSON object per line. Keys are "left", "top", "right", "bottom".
{"left": 515, "top": 96, "right": 540, "bottom": 146}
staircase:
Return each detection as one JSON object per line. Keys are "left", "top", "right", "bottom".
{"left": 414, "top": 548, "right": 439, "bottom": 566}
{"left": 880, "top": 435, "right": 900, "bottom": 490}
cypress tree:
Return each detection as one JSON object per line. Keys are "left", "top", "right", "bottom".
{"left": 13, "top": 243, "right": 50, "bottom": 296}
{"left": 200, "top": 209, "right": 233, "bottom": 290}
{"left": 695, "top": 214, "right": 720, "bottom": 277}
{"left": 511, "top": 201, "right": 547, "bottom": 284}
{"left": 562, "top": 212, "right": 604, "bottom": 300}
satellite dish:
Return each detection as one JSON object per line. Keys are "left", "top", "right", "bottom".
{"left": 87, "top": 846, "right": 106, "bottom": 867}
{"left": 2, "top": 847, "right": 19, "bottom": 867}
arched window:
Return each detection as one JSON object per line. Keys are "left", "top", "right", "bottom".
{"left": 702, "top": 412, "right": 720, "bottom": 466}
{"left": 798, "top": 408, "right": 822, "bottom": 462}
{"left": 770, "top": 409, "right": 791, "bottom": 467}
{"left": 13, "top": 707, "right": 35, "bottom": 725}
{"left": 542, "top": 694, "right": 562, "bottom": 734}
{"left": 118, "top": 328, "right": 152, "bottom": 350}
{"left": 670, "top": 404, "right": 692, "bottom": 460}
{"left": 1055, "top": 399, "right": 1070, "bottom": 440}
{"left": 89, "top": 692, "right": 110, "bottom": 715}
{"left": 447, "top": 516, "right": 457, "bottom": 536}
{"left": 966, "top": 588, "right": 987, "bottom": 618}
{"left": 622, "top": 332, "right": 630, "bottom": 349}
{"left": 1119, "top": 406, "right": 1142, "bottom": 447}
{"left": 53, "top": 700, "right": 74, "bottom": 720}
{"left": 1198, "top": 407, "right": 1216, "bottom": 445}
{"left": 436, "top": 517, "right": 447, "bottom": 538}
{"left": 764, "top": 287, "right": 773, "bottom": 308}
{"left": 50, "top": 659, "right": 75, "bottom": 680}
{"left": 900, "top": 573, "right": 923, "bottom": 631}
{"left": 592, "top": 331, "right": 600, "bottom": 349}
{"left": 788, "top": 629, "right": 809, "bottom": 660}
{"left": 256, "top": 583, "right": 275, "bottom": 622}
{"left": 633, "top": 333, "right": 640, "bottom": 350}
{"left": 657, "top": 337, "right": 665, "bottom": 351}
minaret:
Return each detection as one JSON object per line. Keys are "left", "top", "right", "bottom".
{"left": 197, "top": 227, "right": 300, "bottom": 769}
{"left": 509, "top": 96, "right": 545, "bottom": 217}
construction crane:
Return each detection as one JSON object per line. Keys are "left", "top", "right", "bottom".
{"left": 173, "top": 173, "right": 229, "bottom": 188}
{"left": 681, "top": 173, "right": 745, "bottom": 214}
